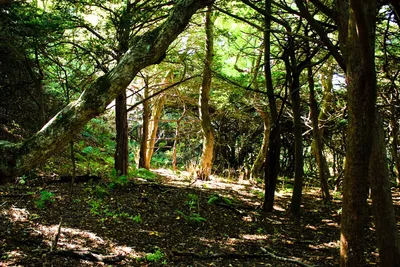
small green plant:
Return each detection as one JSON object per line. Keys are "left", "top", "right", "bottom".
{"left": 35, "top": 190, "right": 55, "bottom": 209}
{"left": 176, "top": 210, "right": 206, "bottom": 223}
{"left": 207, "top": 194, "right": 233, "bottom": 206}
{"left": 133, "top": 168, "right": 156, "bottom": 180}
{"left": 145, "top": 249, "right": 164, "bottom": 262}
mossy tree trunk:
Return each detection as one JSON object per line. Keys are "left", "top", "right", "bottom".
{"left": 338, "top": 1, "right": 377, "bottom": 266}
{"left": 197, "top": 5, "right": 214, "bottom": 181}
{"left": 0, "top": 0, "right": 213, "bottom": 182}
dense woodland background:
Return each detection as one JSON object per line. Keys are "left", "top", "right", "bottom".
{"left": 1, "top": 0, "right": 400, "bottom": 266}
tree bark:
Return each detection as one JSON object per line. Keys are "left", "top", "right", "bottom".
{"left": 197, "top": 5, "right": 214, "bottom": 181}
{"left": 139, "top": 84, "right": 150, "bottom": 169}
{"left": 289, "top": 70, "right": 304, "bottom": 217}
{"left": 369, "top": 113, "right": 400, "bottom": 267}
{"left": 0, "top": 0, "right": 214, "bottom": 182}
{"left": 263, "top": 0, "right": 281, "bottom": 212}
{"left": 114, "top": 91, "right": 128, "bottom": 176}
{"left": 338, "top": 1, "right": 377, "bottom": 266}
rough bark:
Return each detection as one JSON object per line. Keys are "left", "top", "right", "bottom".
{"left": 309, "top": 65, "right": 330, "bottom": 203}
{"left": 197, "top": 5, "right": 214, "bottom": 181}
{"left": 0, "top": 0, "right": 214, "bottom": 182}
{"left": 369, "top": 114, "right": 400, "bottom": 267}
{"left": 263, "top": 0, "right": 281, "bottom": 212}
{"left": 114, "top": 91, "right": 128, "bottom": 176}
{"left": 339, "top": 1, "right": 377, "bottom": 266}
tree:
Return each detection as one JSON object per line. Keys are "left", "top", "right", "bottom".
{"left": 197, "top": 4, "right": 215, "bottom": 181}
{"left": 0, "top": 0, "right": 214, "bottom": 182}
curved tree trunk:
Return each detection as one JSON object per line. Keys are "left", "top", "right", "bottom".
{"left": 369, "top": 113, "right": 400, "bottom": 266}
{"left": 0, "top": 0, "right": 213, "bottom": 183}
{"left": 197, "top": 5, "right": 214, "bottom": 181}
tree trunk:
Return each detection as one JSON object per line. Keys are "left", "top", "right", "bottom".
{"left": 308, "top": 65, "right": 331, "bottom": 203}
{"left": 0, "top": 0, "right": 213, "bottom": 182}
{"left": 369, "top": 113, "right": 400, "bottom": 266}
{"left": 289, "top": 71, "right": 304, "bottom": 217}
{"left": 144, "top": 71, "right": 172, "bottom": 168}
{"left": 139, "top": 85, "right": 150, "bottom": 169}
{"left": 263, "top": 0, "right": 281, "bottom": 212}
{"left": 250, "top": 109, "right": 269, "bottom": 180}
{"left": 114, "top": 91, "right": 128, "bottom": 176}
{"left": 197, "top": 5, "right": 214, "bottom": 181}
{"left": 339, "top": 1, "right": 377, "bottom": 266}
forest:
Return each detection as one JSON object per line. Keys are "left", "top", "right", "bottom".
{"left": 1, "top": 0, "right": 400, "bottom": 266}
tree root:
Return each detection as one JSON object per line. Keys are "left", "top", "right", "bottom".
{"left": 50, "top": 250, "right": 125, "bottom": 263}
{"left": 172, "top": 248, "right": 314, "bottom": 267}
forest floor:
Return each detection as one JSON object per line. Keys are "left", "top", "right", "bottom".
{"left": 1, "top": 169, "right": 400, "bottom": 267}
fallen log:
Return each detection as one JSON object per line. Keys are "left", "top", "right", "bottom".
{"left": 50, "top": 250, "right": 125, "bottom": 263}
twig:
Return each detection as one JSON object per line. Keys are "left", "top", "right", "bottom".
{"left": 51, "top": 250, "right": 125, "bottom": 263}
{"left": 51, "top": 218, "right": 63, "bottom": 252}
{"left": 171, "top": 248, "right": 314, "bottom": 267}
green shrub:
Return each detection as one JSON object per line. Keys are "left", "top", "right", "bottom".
{"left": 35, "top": 190, "right": 55, "bottom": 209}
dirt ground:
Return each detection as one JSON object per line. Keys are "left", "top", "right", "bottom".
{"left": 1, "top": 169, "right": 399, "bottom": 266}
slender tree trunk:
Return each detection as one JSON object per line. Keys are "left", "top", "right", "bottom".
{"left": 250, "top": 110, "right": 269, "bottom": 180}
{"left": 172, "top": 104, "right": 186, "bottom": 171}
{"left": 144, "top": 94, "right": 166, "bottom": 168}
{"left": 114, "top": 92, "right": 128, "bottom": 175}
{"left": 144, "top": 71, "right": 172, "bottom": 168}
{"left": 139, "top": 84, "right": 150, "bottom": 169}
{"left": 289, "top": 71, "right": 304, "bottom": 217}
{"left": 369, "top": 113, "right": 400, "bottom": 266}
{"left": 390, "top": 110, "right": 400, "bottom": 184}
{"left": 339, "top": 1, "right": 377, "bottom": 266}
{"left": 308, "top": 65, "right": 331, "bottom": 203}
{"left": 263, "top": 0, "right": 281, "bottom": 212}
{"left": 197, "top": 5, "right": 214, "bottom": 181}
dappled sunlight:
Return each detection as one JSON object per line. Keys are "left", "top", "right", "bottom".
{"left": 2, "top": 207, "right": 30, "bottom": 222}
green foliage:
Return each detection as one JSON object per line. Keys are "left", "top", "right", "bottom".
{"left": 145, "top": 249, "right": 165, "bottom": 263}
{"left": 207, "top": 194, "right": 233, "bottom": 206}
{"left": 175, "top": 210, "right": 206, "bottom": 223}
{"left": 132, "top": 168, "right": 156, "bottom": 180}
{"left": 89, "top": 199, "right": 141, "bottom": 223}
{"left": 35, "top": 190, "right": 55, "bottom": 209}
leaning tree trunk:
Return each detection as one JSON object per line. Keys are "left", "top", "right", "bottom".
{"left": 338, "top": 1, "right": 377, "bottom": 266}
{"left": 369, "top": 113, "right": 400, "bottom": 266}
{"left": 144, "top": 71, "right": 173, "bottom": 168}
{"left": 308, "top": 65, "right": 330, "bottom": 203}
{"left": 197, "top": 4, "right": 214, "bottom": 181}
{"left": 0, "top": 0, "right": 214, "bottom": 183}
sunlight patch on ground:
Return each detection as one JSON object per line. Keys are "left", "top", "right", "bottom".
{"left": 308, "top": 240, "right": 339, "bottom": 250}
{"left": 241, "top": 234, "right": 269, "bottom": 241}
{"left": 2, "top": 207, "right": 30, "bottom": 222}
{"left": 321, "top": 219, "right": 339, "bottom": 228}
